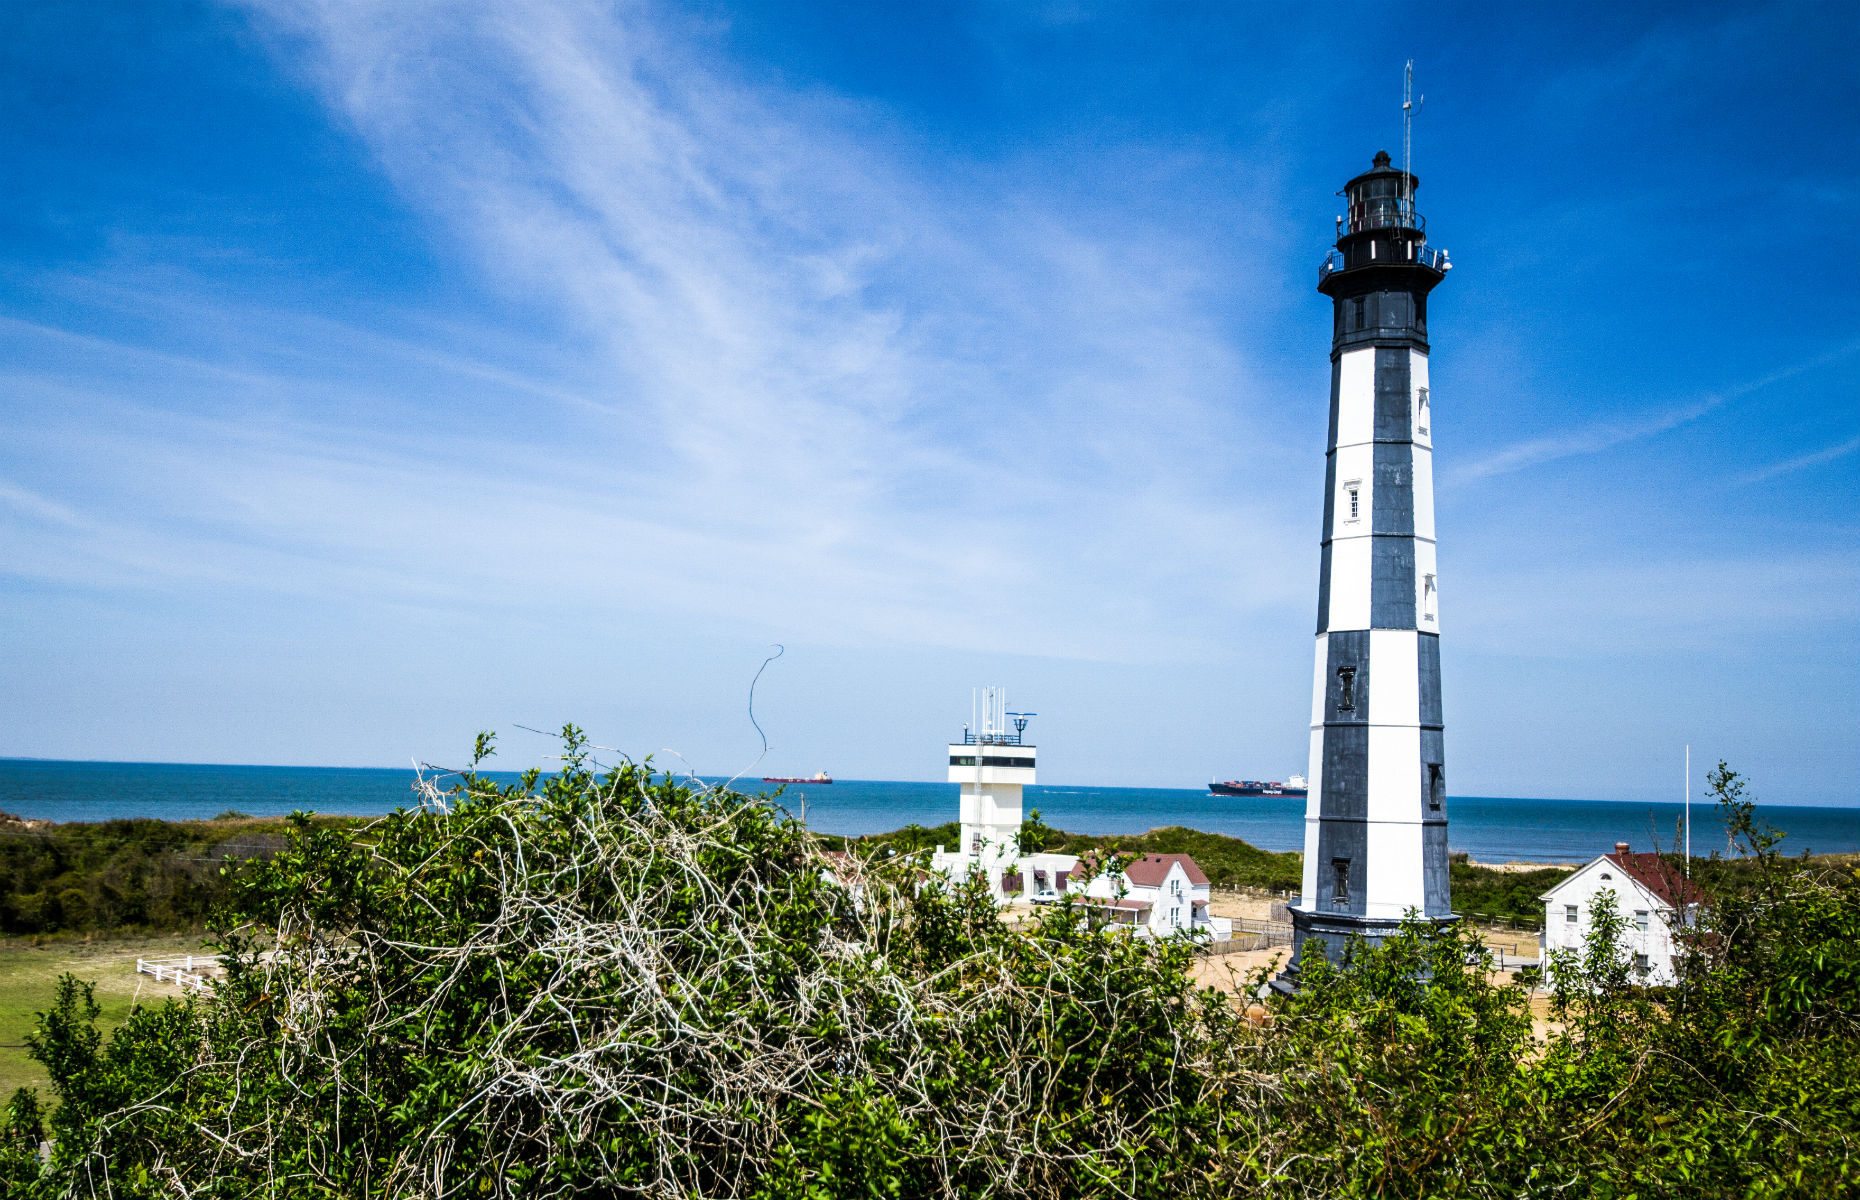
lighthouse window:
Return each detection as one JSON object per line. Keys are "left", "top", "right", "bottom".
{"left": 1336, "top": 666, "right": 1358, "bottom": 712}
{"left": 1417, "top": 387, "right": 1430, "bottom": 435}
{"left": 1427, "top": 763, "right": 1444, "bottom": 810}
{"left": 1343, "top": 480, "right": 1361, "bottom": 523}
{"left": 1423, "top": 573, "right": 1436, "bottom": 621}
{"left": 1331, "top": 859, "right": 1351, "bottom": 908}
{"left": 1352, "top": 297, "right": 1366, "bottom": 331}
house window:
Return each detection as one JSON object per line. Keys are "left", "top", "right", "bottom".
{"left": 1634, "top": 953, "right": 1649, "bottom": 972}
{"left": 970, "top": 833, "right": 981, "bottom": 853}
{"left": 1423, "top": 574, "right": 1437, "bottom": 622}
{"left": 1343, "top": 480, "right": 1361, "bottom": 523}
{"left": 1417, "top": 386, "right": 1430, "bottom": 436}
{"left": 1352, "top": 297, "right": 1366, "bottom": 331}
{"left": 1336, "top": 666, "right": 1358, "bottom": 712}
{"left": 1170, "top": 879, "right": 1182, "bottom": 897}
{"left": 1634, "top": 910, "right": 1650, "bottom": 932}
{"left": 1427, "top": 763, "right": 1444, "bottom": 811}
{"left": 1331, "top": 858, "right": 1351, "bottom": 909}
{"left": 1565, "top": 904, "right": 1578, "bottom": 923}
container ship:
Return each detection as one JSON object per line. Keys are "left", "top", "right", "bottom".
{"left": 1209, "top": 774, "right": 1307, "bottom": 798}
{"left": 762, "top": 771, "right": 833, "bottom": 784}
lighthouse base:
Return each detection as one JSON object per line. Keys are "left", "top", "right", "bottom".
{"left": 1267, "top": 908, "right": 1461, "bottom": 996}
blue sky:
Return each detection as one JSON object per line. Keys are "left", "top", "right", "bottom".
{"left": 2, "top": 0, "right": 1855, "bottom": 805}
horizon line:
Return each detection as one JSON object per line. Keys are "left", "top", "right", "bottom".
{"left": 2, "top": 756, "right": 1853, "bottom": 810}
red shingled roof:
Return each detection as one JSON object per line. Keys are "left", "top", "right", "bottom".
{"left": 1069, "top": 853, "right": 1210, "bottom": 887}
{"left": 1123, "top": 854, "right": 1210, "bottom": 888}
{"left": 1605, "top": 849, "right": 1705, "bottom": 910}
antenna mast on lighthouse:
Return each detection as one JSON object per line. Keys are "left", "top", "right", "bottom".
{"left": 1402, "top": 60, "right": 1422, "bottom": 218}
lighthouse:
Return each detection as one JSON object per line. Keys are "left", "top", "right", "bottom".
{"left": 1280, "top": 149, "right": 1455, "bottom": 980}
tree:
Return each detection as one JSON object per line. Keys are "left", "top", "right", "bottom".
{"left": 1015, "top": 807, "right": 1061, "bottom": 855}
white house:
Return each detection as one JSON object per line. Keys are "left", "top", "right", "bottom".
{"left": 1071, "top": 853, "right": 1232, "bottom": 940}
{"left": 1540, "top": 842, "right": 1702, "bottom": 986}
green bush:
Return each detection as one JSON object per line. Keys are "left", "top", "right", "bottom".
{"left": 0, "top": 746, "right": 1852, "bottom": 1198}
{"left": 1448, "top": 854, "right": 1575, "bottom": 927}
{"left": 0, "top": 813, "right": 338, "bottom": 937}
{"left": 843, "top": 818, "right": 1303, "bottom": 892}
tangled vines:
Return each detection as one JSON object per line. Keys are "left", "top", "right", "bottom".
{"left": 41, "top": 735, "right": 1251, "bottom": 1198}
{"left": 27, "top": 748, "right": 1851, "bottom": 1198}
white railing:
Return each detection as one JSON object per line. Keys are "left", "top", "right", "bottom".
{"left": 136, "top": 955, "right": 221, "bottom": 994}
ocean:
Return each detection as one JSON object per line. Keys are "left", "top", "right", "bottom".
{"left": 1, "top": 759, "right": 1855, "bottom": 865}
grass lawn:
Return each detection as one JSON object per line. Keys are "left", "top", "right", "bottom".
{"left": 0, "top": 933, "right": 213, "bottom": 1098}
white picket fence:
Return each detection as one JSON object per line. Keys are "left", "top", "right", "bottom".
{"left": 136, "top": 954, "right": 219, "bottom": 994}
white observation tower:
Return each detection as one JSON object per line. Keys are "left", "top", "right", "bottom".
{"left": 928, "top": 687, "right": 1039, "bottom": 899}
{"left": 949, "top": 687, "right": 1035, "bottom": 869}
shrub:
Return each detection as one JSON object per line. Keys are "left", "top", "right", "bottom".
{"left": 0, "top": 816, "right": 318, "bottom": 937}
{"left": 9, "top": 731, "right": 1241, "bottom": 1197}
{"left": 3, "top": 746, "right": 1852, "bottom": 1198}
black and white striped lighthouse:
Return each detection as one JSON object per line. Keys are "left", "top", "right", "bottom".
{"left": 1281, "top": 150, "right": 1455, "bottom": 979}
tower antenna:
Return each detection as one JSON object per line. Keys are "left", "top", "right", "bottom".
{"left": 1402, "top": 60, "right": 1422, "bottom": 220}
{"left": 1684, "top": 743, "right": 1691, "bottom": 876}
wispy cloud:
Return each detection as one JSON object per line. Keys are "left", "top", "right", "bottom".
{"left": 1450, "top": 343, "right": 1860, "bottom": 484}
{"left": 1738, "top": 435, "right": 1860, "bottom": 486}
{"left": 0, "top": 479, "right": 97, "bottom": 533}
{"left": 1449, "top": 396, "right": 1717, "bottom": 484}
{"left": 6, "top": 0, "right": 1310, "bottom": 664}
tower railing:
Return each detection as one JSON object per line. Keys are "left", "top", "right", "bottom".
{"left": 959, "top": 731, "right": 1029, "bottom": 746}
{"left": 1318, "top": 242, "right": 1449, "bottom": 285}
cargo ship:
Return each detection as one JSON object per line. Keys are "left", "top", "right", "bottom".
{"left": 1209, "top": 774, "right": 1307, "bottom": 798}
{"left": 762, "top": 771, "right": 833, "bottom": 784}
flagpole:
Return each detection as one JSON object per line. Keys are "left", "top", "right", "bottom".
{"left": 1684, "top": 743, "right": 1691, "bottom": 876}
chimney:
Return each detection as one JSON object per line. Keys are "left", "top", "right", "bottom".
{"left": 1614, "top": 842, "right": 1631, "bottom": 856}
